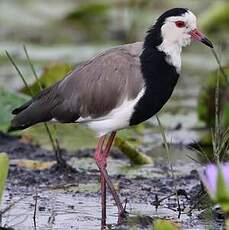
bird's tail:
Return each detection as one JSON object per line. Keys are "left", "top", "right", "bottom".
{"left": 8, "top": 100, "right": 52, "bottom": 132}
{"left": 8, "top": 84, "right": 59, "bottom": 132}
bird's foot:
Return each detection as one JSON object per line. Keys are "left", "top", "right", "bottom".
{"left": 117, "top": 201, "right": 128, "bottom": 224}
{"left": 51, "top": 161, "right": 77, "bottom": 173}
{"left": 117, "top": 210, "right": 128, "bottom": 224}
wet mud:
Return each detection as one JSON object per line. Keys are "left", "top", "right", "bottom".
{"left": 0, "top": 132, "right": 225, "bottom": 230}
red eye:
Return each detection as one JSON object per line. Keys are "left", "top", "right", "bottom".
{"left": 175, "top": 21, "right": 185, "bottom": 28}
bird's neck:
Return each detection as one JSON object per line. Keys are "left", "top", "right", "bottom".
{"left": 143, "top": 27, "right": 182, "bottom": 73}
{"left": 130, "top": 36, "right": 180, "bottom": 126}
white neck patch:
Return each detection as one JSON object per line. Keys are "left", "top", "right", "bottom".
{"left": 157, "top": 40, "right": 182, "bottom": 73}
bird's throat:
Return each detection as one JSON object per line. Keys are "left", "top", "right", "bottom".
{"left": 157, "top": 40, "right": 182, "bottom": 73}
{"left": 143, "top": 26, "right": 182, "bottom": 73}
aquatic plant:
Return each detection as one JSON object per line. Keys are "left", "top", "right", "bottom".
{"left": 0, "top": 153, "right": 9, "bottom": 204}
{"left": 198, "top": 66, "right": 229, "bottom": 128}
{"left": 153, "top": 219, "right": 179, "bottom": 230}
{"left": 199, "top": 63, "right": 229, "bottom": 225}
{"left": 5, "top": 50, "right": 68, "bottom": 169}
{"left": 196, "top": 45, "right": 229, "bottom": 162}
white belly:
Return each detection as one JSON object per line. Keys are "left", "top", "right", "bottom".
{"left": 77, "top": 88, "right": 145, "bottom": 137}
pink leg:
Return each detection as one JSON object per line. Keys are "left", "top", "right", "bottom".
{"left": 94, "top": 136, "right": 107, "bottom": 227}
{"left": 94, "top": 132, "right": 126, "bottom": 227}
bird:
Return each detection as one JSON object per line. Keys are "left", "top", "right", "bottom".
{"left": 9, "top": 8, "right": 213, "bottom": 227}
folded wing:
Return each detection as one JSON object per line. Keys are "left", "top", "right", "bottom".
{"left": 9, "top": 42, "right": 144, "bottom": 131}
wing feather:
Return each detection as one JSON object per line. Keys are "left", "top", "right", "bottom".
{"left": 58, "top": 42, "right": 145, "bottom": 119}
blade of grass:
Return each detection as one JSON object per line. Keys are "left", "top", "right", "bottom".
{"left": 186, "top": 154, "right": 202, "bottom": 165}
{"left": 214, "top": 67, "right": 221, "bottom": 163}
{"left": 188, "top": 140, "right": 211, "bottom": 163}
{"left": 156, "top": 115, "right": 181, "bottom": 218}
{"left": 5, "top": 51, "right": 33, "bottom": 96}
{"left": 23, "top": 45, "right": 40, "bottom": 86}
{"left": 23, "top": 46, "right": 67, "bottom": 166}
{"left": 211, "top": 46, "right": 229, "bottom": 163}
{"left": 6, "top": 50, "right": 59, "bottom": 161}
{"left": 211, "top": 48, "right": 228, "bottom": 85}
{"left": 219, "top": 128, "right": 229, "bottom": 160}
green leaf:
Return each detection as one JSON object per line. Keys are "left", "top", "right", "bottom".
{"left": 153, "top": 219, "right": 179, "bottom": 230}
{"left": 0, "top": 153, "right": 9, "bottom": 204}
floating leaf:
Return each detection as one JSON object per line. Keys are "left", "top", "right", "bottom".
{"left": 11, "top": 159, "right": 56, "bottom": 170}
{"left": 153, "top": 219, "right": 179, "bottom": 230}
{"left": 22, "top": 123, "right": 97, "bottom": 151}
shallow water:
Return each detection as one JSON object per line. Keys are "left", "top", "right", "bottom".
{"left": 1, "top": 153, "right": 223, "bottom": 230}
{"left": 0, "top": 135, "right": 223, "bottom": 230}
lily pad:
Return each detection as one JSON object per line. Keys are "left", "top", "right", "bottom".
{"left": 22, "top": 123, "right": 98, "bottom": 151}
{"left": 11, "top": 159, "right": 56, "bottom": 170}
{"left": 153, "top": 219, "right": 179, "bottom": 230}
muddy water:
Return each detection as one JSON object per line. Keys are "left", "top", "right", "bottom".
{"left": 1, "top": 155, "right": 223, "bottom": 230}
{"left": 0, "top": 133, "right": 224, "bottom": 230}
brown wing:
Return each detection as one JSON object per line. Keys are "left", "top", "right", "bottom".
{"left": 9, "top": 42, "right": 145, "bottom": 130}
{"left": 56, "top": 42, "right": 145, "bottom": 119}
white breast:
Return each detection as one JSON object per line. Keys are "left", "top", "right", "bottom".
{"left": 77, "top": 88, "right": 145, "bottom": 137}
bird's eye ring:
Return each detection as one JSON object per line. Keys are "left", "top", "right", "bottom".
{"left": 175, "top": 21, "right": 185, "bottom": 28}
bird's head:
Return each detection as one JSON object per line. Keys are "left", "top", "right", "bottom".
{"left": 146, "top": 8, "right": 213, "bottom": 49}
